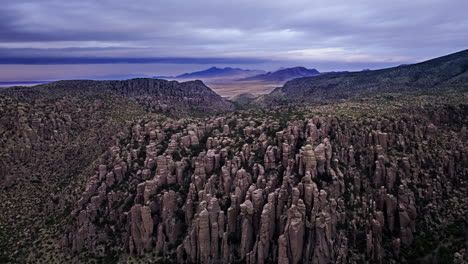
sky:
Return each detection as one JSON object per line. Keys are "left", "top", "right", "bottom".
{"left": 0, "top": 0, "right": 467, "bottom": 82}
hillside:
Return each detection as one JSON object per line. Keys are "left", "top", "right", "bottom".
{"left": 1, "top": 78, "right": 233, "bottom": 113}
{"left": 241, "top": 67, "right": 320, "bottom": 82}
{"left": 275, "top": 49, "right": 468, "bottom": 100}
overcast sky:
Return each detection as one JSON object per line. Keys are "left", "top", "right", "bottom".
{"left": 0, "top": 0, "right": 467, "bottom": 81}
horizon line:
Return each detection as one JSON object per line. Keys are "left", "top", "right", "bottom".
{"left": 0, "top": 57, "right": 269, "bottom": 65}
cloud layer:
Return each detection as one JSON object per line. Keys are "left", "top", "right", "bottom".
{"left": 0, "top": 0, "right": 467, "bottom": 79}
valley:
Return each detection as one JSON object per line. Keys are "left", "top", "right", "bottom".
{"left": 0, "top": 50, "right": 467, "bottom": 264}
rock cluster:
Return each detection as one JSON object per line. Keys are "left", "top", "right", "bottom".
{"left": 57, "top": 104, "right": 467, "bottom": 263}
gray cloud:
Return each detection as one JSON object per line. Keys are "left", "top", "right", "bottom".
{"left": 0, "top": 0, "right": 467, "bottom": 79}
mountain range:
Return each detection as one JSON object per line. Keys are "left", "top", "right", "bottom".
{"left": 154, "top": 66, "right": 323, "bottom": 84}
{"left": 154, "top": 67, "right": 265, "bottom": 80}
{"left": 239, "top": 66, "right": 320, "bottom": 82}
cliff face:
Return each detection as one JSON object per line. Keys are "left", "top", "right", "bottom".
{"left": 1, "top": 78, "right": 233, "bottom": 113}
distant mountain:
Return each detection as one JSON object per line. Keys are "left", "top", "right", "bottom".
{"left": 240, "top": 67, "right": 320, "bottom": 82}
{"left": 0, "top": 81, "right": 50, "bottom": 88}
{"left": 0, "top": 74, "right": 153, "bottom": 88}
{"left": 0, "top": 81, "right": 49, "bottom": 85}
{"left": 274, "top": 49, "right": 468, "bottom": 101}
{"left": 320, "top": 70, "right": 349, "bottom": 75}
{"left": 91, "top": 74, "right": 152, "bottom": 80}
{"left": 155, "top": 67, "right": 265, "bottom": 80}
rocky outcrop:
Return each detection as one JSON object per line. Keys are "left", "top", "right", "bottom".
{"left": 1, "top": 88, "right": 466, "bottom": 264}
{"left": 58, "top": 107, "right": 468, "bottom": 264}
{"left": 129, "top": 205, "right": 154, "bottom": 255}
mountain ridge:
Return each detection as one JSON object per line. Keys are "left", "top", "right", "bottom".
{"left": 274, "top": 49, "right": 468, "bottom": 101}
{"left": 0, "top": 78, "right": 234, "bottom": 113}
{"left": 240, "top": 66, "right": 320, "bottom": 82}
{"left": 154, "top": 67, "right": 265, "bottom": 80}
